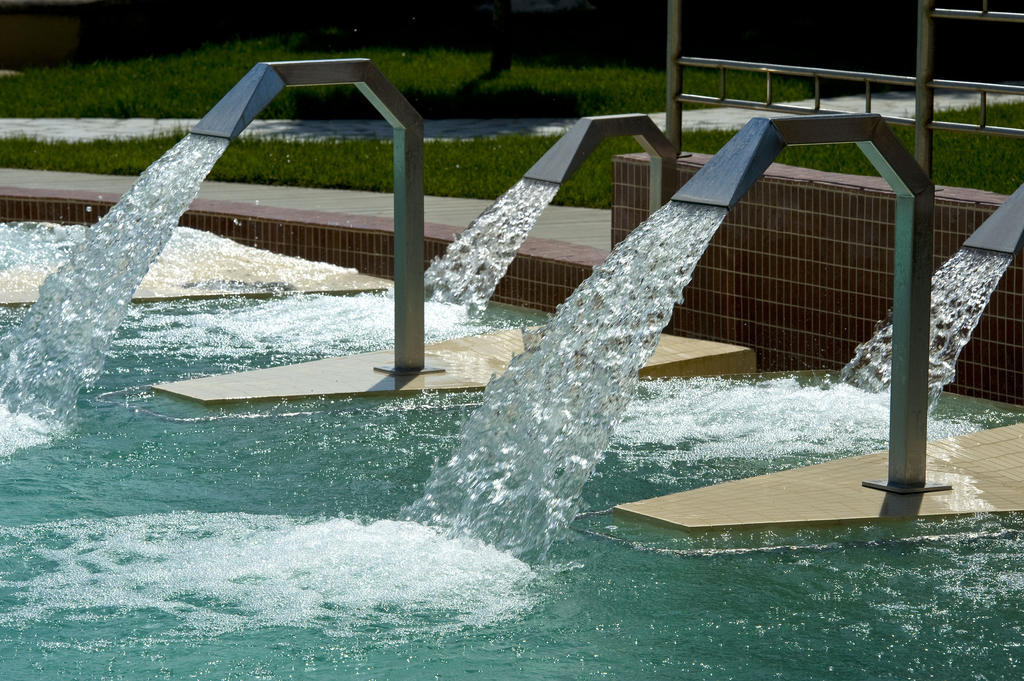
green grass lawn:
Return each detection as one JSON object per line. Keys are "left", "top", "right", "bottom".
{"left": 0, "top": 38, "right": 811, "bottom": 120}
{"left": 0, "top": 35, "right": 1020, "bottom": 206}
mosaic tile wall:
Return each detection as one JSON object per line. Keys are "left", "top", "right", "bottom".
{"left": 614, "top": 153, "right": 1020, "bottom": 405}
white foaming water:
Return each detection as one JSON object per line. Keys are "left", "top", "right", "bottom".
{"left": 114, "top": 292, "right": 521, "bottom": 365}
{"left": 0, "top": 223, "right": 362, "bottom": 298}
{"left": 0, "top": 134, "right": 228, "bottom": 422}
{"left": 0, "top": 512, "right": 537, "bottom": 638}
{"left": 842, "top": 247, "right": 1013, "bottom": 404}
{"left": 143, "top": 226, "right": 360, "bottom": 295}
{"left": 614, "top": 375, "right": 1006, "bottom": 469}
{"left": 0, "top": 221, "right": 85, "bottom": 270}
{"left": 408, "top": 202, "right": 728, "bottom": 558}
{"left": 0, "top": 404, "right": 53, "bottom": 461}
{"left": 424, "top": 178, "right": 560, "bottom": 311}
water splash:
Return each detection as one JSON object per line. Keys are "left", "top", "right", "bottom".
{"left": 0, "top": 512, "right": 537, "bottom": 639}
{"left": 114, "top": 291, "right": 546, "bottom": 369}
{"left": 424, "top": 178, "right": 560, "bottom": 311}
{"left": 0, "top": 221, "right": 85, "bottom": 270}
{"left": 0, "top": 224, "right": 362, "bottom": 300}
{"left": 614, "top": 374, "right": 1012, "bottom": 472}
{"left": 842, "top": 247, "right": 1012, "bottom": 404}
{"left": 143, "top": 226, "right": 360, "bottom": 295}
{"left": 0, "top": 134, "right": 228, "bottom": 422}
{"left": 407, "top": 201, "right": 727, "bottom": 558}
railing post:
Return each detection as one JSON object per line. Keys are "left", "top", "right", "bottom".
{"left": 915, "top": 0, "right": 936, "bottom": 177}
{"left": 665, "top": 0, "right": 683, "bottom": 151}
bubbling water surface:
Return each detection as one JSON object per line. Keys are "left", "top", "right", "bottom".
{"left": 0, "top": 512, "right": 537, "bottom": 640}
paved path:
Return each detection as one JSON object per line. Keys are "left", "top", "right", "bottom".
{"left": 0, "top": 90, "right": 1020, "bottom": 142}
{"left": 0, "top": 117, "right": 581, "bottom": 143}
{"left": 0, "top": 168, "right": 614, "bottom": 250}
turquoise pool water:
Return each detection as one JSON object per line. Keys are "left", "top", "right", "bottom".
{"left": 1, "top": 294, "right": 1022, "bottom": 680}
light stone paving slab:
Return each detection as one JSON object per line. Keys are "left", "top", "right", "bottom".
{"left": 152, "top": 329, "right": 756, "bottom": 403}
{"left": 0, "top": 117, "right": 579, "bottom": 143}
{"left": 615, "top": 422, "right": 1024, "bottom": 531}
{"left": 0, "top": 89, "right": 1020, "bottom": 142}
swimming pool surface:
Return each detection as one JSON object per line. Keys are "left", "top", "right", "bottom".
{"left": 1, "top": 294, "right": 1022, "bottom": 680}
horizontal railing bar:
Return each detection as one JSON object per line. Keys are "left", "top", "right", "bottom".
{"left": 929, "top": 120, "right": 1024, "bottom": 137}
{"left": 931, "top": 79, "right": 1024, "bottom": 96}
{"left": 677, "top": 93, "right": 1024, "bottom": 137}
{"left": 675, "top": 93, "right": 916, "bottom": 125}
{"left": 932, "top": 8, "right": 1024, "bottom": 23}
{"left": 677, "top": 56, "right": 916, "bottom": 87}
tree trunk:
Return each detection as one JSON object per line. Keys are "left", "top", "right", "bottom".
{"left": 490, "top": 0, "right": 511, "bottom": 75}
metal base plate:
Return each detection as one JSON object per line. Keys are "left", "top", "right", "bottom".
{"left": 373, "top": 365, "right": 446, "bottom": 377}
{"left": 862, "top": 480, "right": 953, "bottom": 494}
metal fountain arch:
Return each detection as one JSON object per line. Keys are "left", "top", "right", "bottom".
{"left": 522, "top": 113, "right": 679, "bottom": 213}
{"left": 192, "top": 58, "right": 434, "bottom": 376}
{"left": 674, "top": 113, "right": 941, "bottom": 494}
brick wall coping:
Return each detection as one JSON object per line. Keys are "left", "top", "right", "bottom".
{"left": 0, "top": 185, "right": 610, "bottom": 269}
{"left": 619, "top": 152, "right": 1011, "bottom": 207}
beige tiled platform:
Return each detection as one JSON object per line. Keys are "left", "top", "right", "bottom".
{"left": 153, "top": 330, "right": 755, "bottom": 403}
{"left": 615, "top": 423, "right": 1024, "bottom": 530}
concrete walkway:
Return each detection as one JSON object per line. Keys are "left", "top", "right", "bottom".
{"left": 0, "top": 168, "right": 614, "bottom": 250}
{"left": 0, "top": 90, "right": 1020, "bottom": 142}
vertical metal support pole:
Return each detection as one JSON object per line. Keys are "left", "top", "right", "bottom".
{"left": 666, "top": 0, "right": 683, "bottom": 151}
{"left": 886, "top": 189, "right": 934, "bottom": 488}
{"left": 391, "top": 124, "right": 426, "bottom": 372}
{"left": 915, "top": 0, "right": 936, "bottom": 177}
{"left": 648, "top": 156, "right": 675, "bottom": 213}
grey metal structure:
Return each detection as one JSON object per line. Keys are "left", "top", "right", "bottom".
{"left": 675, "top": 113, "right": 943, "bottom": 494}
{"left": 963, "top": 183, "right": 1024, "bottom": 256}
{"left": 665, "top": 1, "right": 1024, "bottom": 173}
{"left": 523, "top": 114, "right": 679, "bottom": 212}
{"left": 192, "top": 58, "right": 437, "bottom": 377}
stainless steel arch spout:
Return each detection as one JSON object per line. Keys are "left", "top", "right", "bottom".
{"left": 676, "top": 113, "right": 943, "bottom": 495}
{"left": 522, "top": 113, "right": 679, "bottom": 211}
{"left": 962, "top": 183, "right": 1024, "bottom": 256}
{"left": 192, "top": 59, "right": 437, "bottom": 377}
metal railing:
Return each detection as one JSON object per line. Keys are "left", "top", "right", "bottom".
{"left": 674, "top": 57, "right": 917, "bottom": 123}
{"left": 665, "top": 0, "right": 1024, "bottom": 176}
